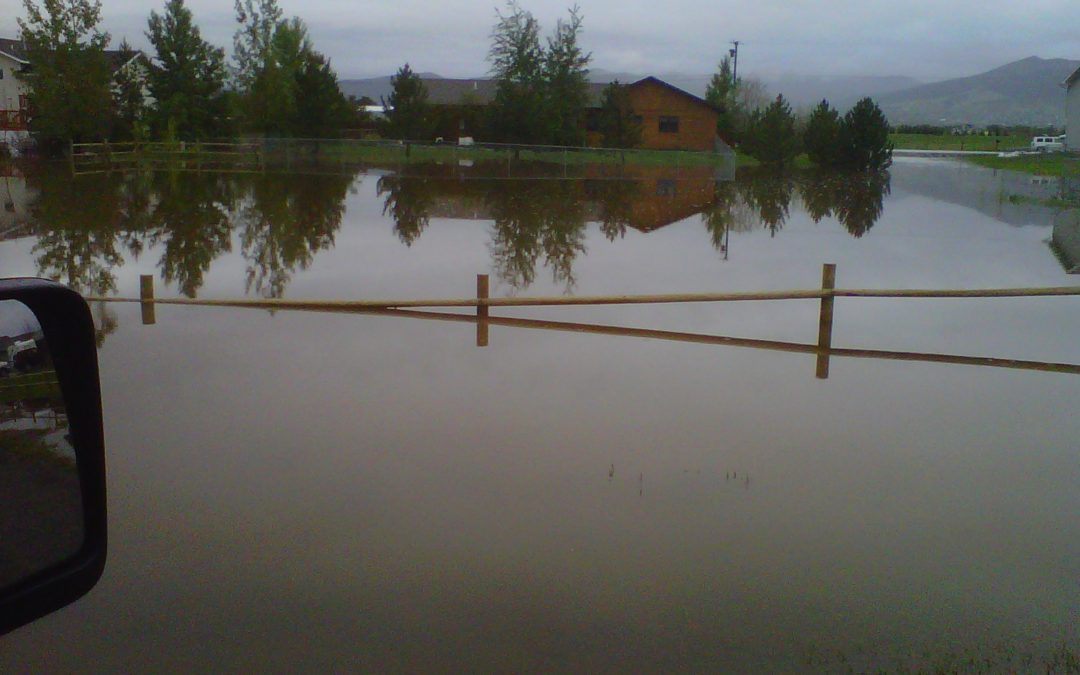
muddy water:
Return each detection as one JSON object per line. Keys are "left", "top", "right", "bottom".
{"left": 1, "top": 158, "right": 1078, "bottom": 671}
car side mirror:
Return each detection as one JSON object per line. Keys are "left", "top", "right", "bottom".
{"left": 0, "top": 279, "right": 106, "bottom": 635}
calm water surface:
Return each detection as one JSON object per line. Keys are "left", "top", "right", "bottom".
{"left": 1, "top": 158, "right": 1079, "bottom": 671}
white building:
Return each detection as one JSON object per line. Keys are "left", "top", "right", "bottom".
{"left": 0, "top": 38, "right": 31, "bottom": 154}
{"left": 1064, "top": 65, "right": 1080, "bottom": 153}
{"left": 0, "top": 37, "right": 152, "bottom": 155}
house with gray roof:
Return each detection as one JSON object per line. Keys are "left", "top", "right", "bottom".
{"left": 1064, "top": 65, "right": 1080, "bottom": 152}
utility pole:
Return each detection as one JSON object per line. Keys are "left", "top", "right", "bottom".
{"left": 729, "top": 41, "right": 740, "bottom": 85}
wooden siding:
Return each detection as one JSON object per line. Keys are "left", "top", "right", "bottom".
{"left": 627, "top": 79, "right": 718, "bottom": 152}
{"left": 1067, "top": 81, "right": 1080, "bottom": 152}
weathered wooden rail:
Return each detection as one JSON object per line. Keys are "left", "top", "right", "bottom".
{"left": 86, "top": 265, "right": 1080, "bottom": 380}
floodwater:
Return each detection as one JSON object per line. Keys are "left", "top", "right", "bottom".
{"left": 1, "top": 157, "right": 1079, "bottom": 671}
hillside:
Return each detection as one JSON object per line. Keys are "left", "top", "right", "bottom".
{"left": 337, "top": 57, "right": 1080, "bottom": 127}
{"left": 875, "top": 56, "right": 1079, "bottom": 126}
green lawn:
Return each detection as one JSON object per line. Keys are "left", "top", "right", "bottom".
{"left": 890, "top": 133, "right": 1029, "bottom": 151}
{"left": 965, "top": 153, "right": 1080, "bottom": 176}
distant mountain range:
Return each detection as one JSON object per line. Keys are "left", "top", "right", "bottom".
{"left": 339, "top": 56, "right": 1080, "bottom": 127}
{"left": 874, "top": 57, "right": 1078, "bottom": 127}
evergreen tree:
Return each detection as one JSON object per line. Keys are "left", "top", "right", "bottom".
{"left": 596, "top": 81, "right": 641, "bottom": 148}
{"left": 146, "top": 0, "right": 228, "bottom": 140}
{"left": 839, "top": 97, "right": 893, "bottom": 171}
{"left": 803, "top": 99, "right": 842, "bottom": 167}
{"left": 293, "top": 52, "right": 353, "bottom": 138}
{"left": 705, "top": 55, "right": 736, "bottom": 142}
{"left": 741, "top": 94, "right": 800, "bottom": 166}
{"left": 17, "top": 0, "right": 113, "bottom": 153}
{"left": 542, "top": 6, "right": 590, "bottom": 146}
{"left": 383, "top": 63, "right": 431, "bottom": 140}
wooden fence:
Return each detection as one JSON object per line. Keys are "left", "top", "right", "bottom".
{"left": 82, "top": 265, "right": 1080, "bottom": 380}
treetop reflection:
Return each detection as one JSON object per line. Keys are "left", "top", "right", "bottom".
{"left": 13, "top": 161, "right": 891, "bottom": 303}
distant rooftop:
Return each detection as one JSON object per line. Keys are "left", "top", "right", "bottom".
{"left": 0, "top": 36, "right": 142, "bottom": 71}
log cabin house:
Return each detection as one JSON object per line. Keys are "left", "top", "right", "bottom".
{"left": 422, "top": 75, "right": 723, "bottom": 152}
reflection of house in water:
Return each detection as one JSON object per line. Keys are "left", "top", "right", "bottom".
{"left": 418, "top": 164, "right": 733, "bottom": 233}
{"left": 0, "top": 164, "right": 35, "bottom": 241}
{"left": 588, "top": 165, "right": 730, "bottom": 233}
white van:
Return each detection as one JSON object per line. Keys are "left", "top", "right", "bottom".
{"left": 1030, "top": 135, "right": 1066, "bottom": 152}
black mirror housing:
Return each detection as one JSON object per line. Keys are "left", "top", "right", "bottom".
{"left": 0, "top": 279, "right": 106, "bottom": 635}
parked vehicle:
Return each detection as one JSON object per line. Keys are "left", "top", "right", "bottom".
{"left": 1030, "top": 135, "right": 1066, "bottom": 153}
{"left": 6, "top": 339, "right": 42, "bottom": 373}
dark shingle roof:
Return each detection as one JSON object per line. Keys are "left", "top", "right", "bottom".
{"left": 0, "top": 38, "right": 29, "bottom": 63}
{"left": 0, "top": 37, "right": 142, "bottom": 72}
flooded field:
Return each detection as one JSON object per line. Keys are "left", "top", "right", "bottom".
{"left": 1, "top": 157, "right": 1079, "bottom": 671}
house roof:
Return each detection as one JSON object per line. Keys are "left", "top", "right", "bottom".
{"left": 0, "top": 38, "right": 29, "bottom": 64}
{"left": 630, "top": 76, "right": 719, "bottom": 112}
{"left": 0, "top": 37, "right": 143, "bottom": 72}
{"left": 1064, "top": 65, "right": 1080, "bottom": 89}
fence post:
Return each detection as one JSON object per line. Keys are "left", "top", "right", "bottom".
{"left": 816, "top": 263, "right": 836, "bottom": 379}
{"left": 140, "top": 274, "right": 156, "bottom": 326}
{"left": 476, "top": 274, "right": 489, "bottom": 347}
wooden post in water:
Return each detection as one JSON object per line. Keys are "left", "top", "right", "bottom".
{"left": 816, "top": 263, "right": 836, "bottom": 379}
{"left": 476, "top": 274, "right": 489, "bottom": 347}
{"left": 140, "top": 274, "right": 156, "bottom": 325}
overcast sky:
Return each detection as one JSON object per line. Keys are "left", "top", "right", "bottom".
{"left": 2, "top": 0, "right": 1079, "bottom": 82}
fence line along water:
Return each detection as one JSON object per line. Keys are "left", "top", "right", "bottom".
{"left": 68, "top": 137, "right": 738, "bottom": 179}
{"left": 84, "top": 266, "right": 1080, "bottom": 380}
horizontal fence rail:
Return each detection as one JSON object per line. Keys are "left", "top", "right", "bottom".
{"left": 83, "top": 267, "right": 1080, "bottom": 381}
{"left": 88, "top": 285, "right": 1080, "bottom": 311}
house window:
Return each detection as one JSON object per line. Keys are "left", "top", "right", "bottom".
{"left": 0, "top": 68, "right": 4, "bottom": 80}
{"left": 659, "top": 116, "right": 679, "bottom": 133}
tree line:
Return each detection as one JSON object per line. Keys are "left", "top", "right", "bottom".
{"left": 381, "top": 2, "right": 638, "bottom": 148}
{"left": 15, "top": 0, "right": 892, "bottom": 163}
{"left": 16, "top": 0, "right": 360, "bottom": 154}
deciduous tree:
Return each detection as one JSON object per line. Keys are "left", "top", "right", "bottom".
{"left": 487, "top": 1, "right": 547, "bottom": 143}
{"left": 542, "top": 5, "right": 590, "bottom": 145}
{"left": 18, "top": 0, "right": 113, "bottom": 152}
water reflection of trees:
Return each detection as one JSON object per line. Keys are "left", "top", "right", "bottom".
{"left": 147, "top": 171, "right": 238, "bottom": 297}
{"left": 23, "top": 164, "right": 359, "bottom": 301}
{"left": 701, "top": 168, "right": 892, "bottom": 244}
{"left": 377, "top": 174, "right": 435, "bottom": 246}
{"left": 487, "top": 180, "right": 588, "bottom": 290}
{"left": 26, "top": 170, "right": 130, "bottom": 296}
{"left": 20, "top": 161, "right": 892, "bottom": 313}
{"left": 798, "top": 170, "right": 891, "bottom": 238}
{"left": 236, "top": 172, "right": 354, "bottom": 298}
